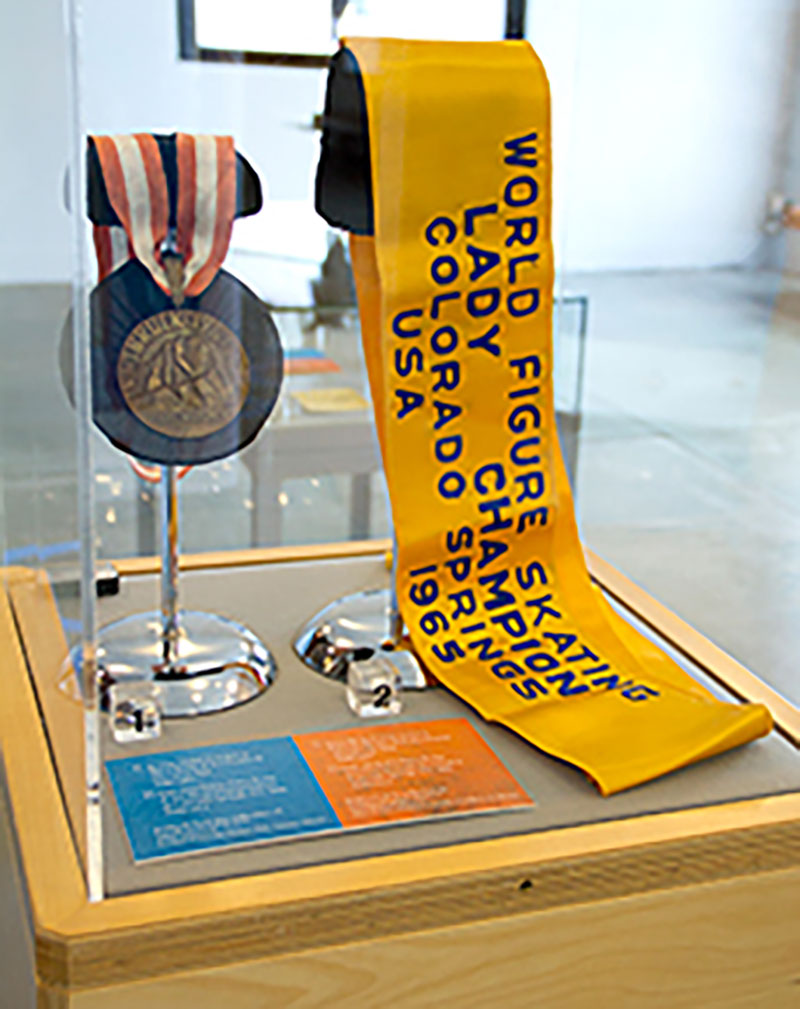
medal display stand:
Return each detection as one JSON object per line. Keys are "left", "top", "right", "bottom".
{"left": 73, "top": 132, "right": 282, "bottom": 720}
{"left": 96, "top": 465, "right": 275, "bottom": 719}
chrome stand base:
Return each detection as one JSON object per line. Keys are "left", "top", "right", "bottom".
{"left": 293, "top": 588, "right": 428, "bottom": 689}
{"left": 94, "top": 610, "right": 276, "bottom": 717}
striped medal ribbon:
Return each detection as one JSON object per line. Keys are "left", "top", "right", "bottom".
{"left": 90, "top": 133, "right": 237, "bottom": 300}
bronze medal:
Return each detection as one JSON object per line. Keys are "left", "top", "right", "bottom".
{"left": 116, "top": 309, "right": 249, "bottom": 440}
{"left": 89, "top": 260, "right": 283, "bottom": 465}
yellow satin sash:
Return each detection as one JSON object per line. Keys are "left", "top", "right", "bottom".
{"left": 345, "top": 37, "right": 771, "bottom": 794}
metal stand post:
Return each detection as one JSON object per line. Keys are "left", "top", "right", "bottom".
{"left": 389, "top": 529, "right": 403, "bottom": 645}
{"left": 92, "top": 467, "right": 276, "bottom": 717}
{"left": 159, "top": 465, "right": 180, "bottom": 667}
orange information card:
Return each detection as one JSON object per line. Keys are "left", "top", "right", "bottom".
{"left": 294, "top": 718, "right": 533, "bottom": 829}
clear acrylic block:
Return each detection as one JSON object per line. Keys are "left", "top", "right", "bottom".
{"left": 109, "top": 682, "right": 163, "bottom": 743}
{"left": 346, "top": 655, "right": 403, "bottom": 717}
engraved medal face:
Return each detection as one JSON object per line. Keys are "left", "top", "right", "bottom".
{"left": 117, "top": 309, "right": 250, "bottom": 439}
{"left": 84, "top": 260, "right": 283, "bottom": 465}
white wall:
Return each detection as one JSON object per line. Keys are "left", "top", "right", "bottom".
{"left": 549, "top": 0, "right": 796, "bottom": 271}
{"left": 0, "top": 0, "right": 324, "bottom": 284}
{"left": 78, "top": 0, "right": 323, "bottom": 202}
{"left": 0, "top": 0, "right": 72, "bottom": 282}
{"left": 1, "top": 0, "right": 798, "bottom": 282}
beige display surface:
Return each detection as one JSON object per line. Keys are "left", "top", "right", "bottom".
{"left": 1, "top": 545, "right": 799, "bottom": 1007}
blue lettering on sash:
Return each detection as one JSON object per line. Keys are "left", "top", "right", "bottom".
{"left": 492, "top": 660, "right": 524, "bottom": 680}
{"left": 409, "top": 578, "right": 438, "bottom": 606}
{"left": 400, "top": 137, "right": 671, "bottom": 714}
{"left": 445, "top": 555, "right": 471, "bottom": 581}
{"left": 543, "top": 632, "right": 577, "bottom": 653}
{"left": 509, "top": 404, "right": 541, "bottom": 434}
{"left": 432, "top": 361, "right": 460, "bottom": 392}
{"left": 466, "top": 288, "right": 501, "bottom": 318}
{"left": 432, "top": 400, "right": 463, "bottom": 430}
{"left": 545, "top": 671, "right": 590, "bottom": 696}
{"left": 431, "top": 255, "right": 459, "bottom": 285}
{"left": 421, "top": 610, "right": 449, "bottom": 635}
{"left": 491, "top": 609, "right": 528, "bottom": 637}
{"left": 466, "top": 244, "right": 501, "bottom": 282}
{"left": 526, "top": 594, "right": 561, "bottom": 625}
{"left": 511, "top": 677, "right": 548, "bottom": 700}
{"left": 622, "top": 686, "right": 660, "bottom": 701}
{"left": 392, "top": 309, "right": 423, "bottom": 338}
{"left": 479, "top": 497, "right": 513, "bottom": 534}
{"left": 425, "top": 216, "right": 457, "bottom": 245}
{"left": 515, "top": 561, "right": 547, "bottom": 589}
{"left": 477, "top": 537, "right": 509, "bottom": 569}
{"left": 446, "top": 526, "right": 473, "bottom": 552}
{"left": 464, "top": 203, "right": 499, "bottom": 235}
{"left": 509, "top": 355, "right": 541, "bottom": 379}
{"left": 508, "top": 288, "right": 540, "bottom": 317}
{"left": 449, "top": 588, "right": 477, "bottom": 619}
{"left": 518, "top": 508, "right": 549, "bottom": 531}
{"left": 468, "top": 637, "right": 504, "bottom": 661}
{"left": 431, "top": 325, "right": 458, "bottom": 354}
{"left": 524, "top": 652, "right": 560, "bottom": 673}
{"left": 394, "top": 346, "right": 423, "bottom": 377}
{"left": 511, "top": 437, "right": 542, "bottom": 466}
{"left": 517, "top": 471, "right": 545, "bottom": 503}
{"left": 432, "top": 640, "right": 465, "bottom": 662}
{"left": 504, "top": 132, "right": 538, "bottom": 168}
{"left": 435, "top": 435, "right": 463, "bottom": 464}
{"left": 395, "top": 389, "right": 424, "bottom": 419}
{"left": 468, "top": 323, "right": 501, "bottom": 357}
{"left": 479, "top": 569, "right": 515, "bottom": 610}
{"left": 438, "top": 472, "right": 466, "bottom": 499}
{"left": 506, "top": 217, "right": 538, "bottom": 247}
{"left": 475, "top": 462, "right": 506, "bottom": 494}
{"left": 508, "top": 254, "right": 539, "bottom": 283}
{"left": 504, "top": 177, "right": 538, "bottom": 208}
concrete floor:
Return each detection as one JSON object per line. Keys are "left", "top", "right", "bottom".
{"left": 1, "top": 267, "right": 798, "bottom": 705}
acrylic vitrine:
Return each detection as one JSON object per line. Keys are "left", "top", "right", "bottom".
{"left": 1, "top": 2, "right": 799, "bottom": 1007}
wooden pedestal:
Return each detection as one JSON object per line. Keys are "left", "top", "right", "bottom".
{"left": 1, "top": 544, "right": 798, "bottom": 1008}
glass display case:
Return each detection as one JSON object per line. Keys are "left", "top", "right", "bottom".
{"left": 0, "top": 4, "right": 799, "bottom": 1006}
{"left": 6, "top": 0, "right": 599, "bottom": 900}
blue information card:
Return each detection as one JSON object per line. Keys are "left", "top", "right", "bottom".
{"left": 106, "top": 738, "right": 341, "bottom": 861}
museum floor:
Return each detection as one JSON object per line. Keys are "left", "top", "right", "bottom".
{"left": 1, "top": 265, "right": 798, "bottom": 707}
{"left": 573, "top": 266, "right": 800, "bottom": 707}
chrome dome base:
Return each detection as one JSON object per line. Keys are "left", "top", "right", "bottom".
{"left": 293, "top": 588, "right": 428, "bottom": 689}
{"left": 89, "top": 609, "right": 276, "bottom": 717}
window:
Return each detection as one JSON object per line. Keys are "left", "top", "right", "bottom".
{"left": 178, "top": 0, "right": 519, "bottom": 66}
